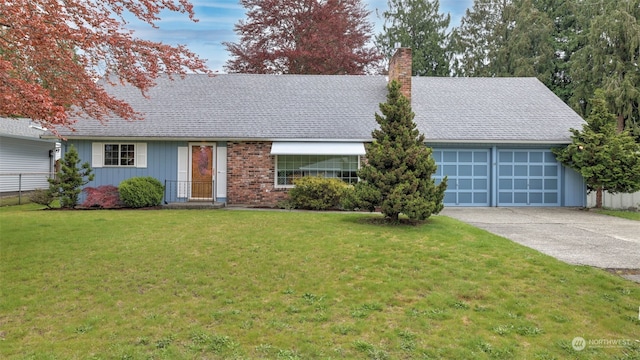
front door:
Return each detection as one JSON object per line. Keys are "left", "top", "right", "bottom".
{"left": 190, "top": 144, "right": 215, "bottom": 200}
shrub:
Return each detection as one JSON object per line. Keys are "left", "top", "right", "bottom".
{"left": 82, "top": 185, "right": 123, "bottom": 208}
{"left": 288, "top": 176, "right": 349, "bottom": 210}
{"left": 48, "top": 145, "right": 94, "bottom": 208}
{"left": 119, "top": 177, "right": 164, "bottom": 208}
{"left": 29, "top": 188, "right": 56, "bottom": 208}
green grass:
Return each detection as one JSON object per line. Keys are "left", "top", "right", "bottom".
{"left": 594, "top": 208, "right": 640, "bottom": 221}
{"left": 0, "top": 194, "right": 32, "bottom": 207}
{"left": 1, "top": 205, "right": 639, "bottom": 359}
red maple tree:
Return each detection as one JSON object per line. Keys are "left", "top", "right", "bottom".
{"left": 0, "top": 0, "right": 210, "bottom": 134}
{"left": 224, "top": 0, "right": 382, "bottom": 74}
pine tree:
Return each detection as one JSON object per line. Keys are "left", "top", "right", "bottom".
{"left": 553, "top": 90, "right": 640, "bottom": 208}
{"left": 569, "top": 0, "right": 640, "bottom": 136}
{"left": 352, "top": 81, "right": 447, "bottom": 222}
{"left": 48, "top": 145, "right": 94, "bottom": 208}
{"left": 375, "top": 0, "right": 451, "bottom": 76}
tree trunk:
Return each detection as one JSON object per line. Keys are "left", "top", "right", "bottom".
{"left": 617, "top": 114, "right": 625, "bottom": 133}
{"left": 595, "top": 187, "right": 603, "bottom": 208}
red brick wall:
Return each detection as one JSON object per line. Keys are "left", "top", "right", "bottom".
{"left": 226, "top": 141, "right": 289, "bottom": 206}
{"left": 388, "top": 47, "right": 412, "bottom": 101}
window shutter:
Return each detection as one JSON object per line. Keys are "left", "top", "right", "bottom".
{"left": 136, "top": 143, "right": 147, "bottom": 168}
{"left": 177, "top": 147, "right": 188, "bottom": 198}
{"left": 91, "top": 143, "right": 103, "bottom": 168}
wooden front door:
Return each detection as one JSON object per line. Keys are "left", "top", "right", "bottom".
{"left": 191, "top": 144, "right": 214, "bottom": 199}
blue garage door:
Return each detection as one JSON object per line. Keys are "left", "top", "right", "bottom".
{"left": 433, "top": 149, "right": 490, "bottom": 206}
{"left": 497, "top": 150, "right": 560, "bottom": 206}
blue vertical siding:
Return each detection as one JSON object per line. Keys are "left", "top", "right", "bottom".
{"left": 65, "top": 140, "right": 188, "bottom": 202}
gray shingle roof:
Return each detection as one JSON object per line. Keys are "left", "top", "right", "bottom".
{"left": 412, "top": 77, "right": 585, "bottom": 142}
{"left": 0, "top": 117, "right": 53, "bottom": 140}
{"left": 53, "top": 74, "right": 585, "bottom": 143}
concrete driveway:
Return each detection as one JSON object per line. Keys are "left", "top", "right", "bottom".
{"left": 441, "top": 207, "right": 640, "bottom": 282}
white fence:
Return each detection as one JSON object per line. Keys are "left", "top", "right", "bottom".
{"left": 587, "top": 191, "right": 640, "bottom": 209}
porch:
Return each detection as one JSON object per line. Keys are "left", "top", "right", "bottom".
{"left": 164, "top": 180, "right": 225, "bottom": 209}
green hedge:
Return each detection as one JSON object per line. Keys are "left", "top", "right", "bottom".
{"left": 119, "top": 177, "right": 164, "bottom": 208}
{"left": 288, "top": 176, "right": 350, "bottom": 210}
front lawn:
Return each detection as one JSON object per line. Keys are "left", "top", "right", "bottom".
{"left": 1, "top": 205, "right": 638, "bottom": 359}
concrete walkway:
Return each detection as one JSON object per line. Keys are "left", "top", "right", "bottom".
{"left": 441, "top": 207, "right": 640, "bottom": 282}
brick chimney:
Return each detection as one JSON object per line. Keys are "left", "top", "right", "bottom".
{"left": 388, "top": 47, "right": 412, "bottom": 101}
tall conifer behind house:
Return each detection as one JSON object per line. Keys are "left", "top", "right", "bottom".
{"left": 352, "top": 80, "right": 447, "bottom": 221}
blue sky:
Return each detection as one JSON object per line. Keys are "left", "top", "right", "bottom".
{"left": 129, "top": 0, "right": 474, "bottom": 72}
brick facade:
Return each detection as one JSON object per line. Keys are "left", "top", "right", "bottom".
{"left": 226, "top": 141, "right": 289, "bottom": 206}
{"left": 388, "top": 47, "right": 412, "bottom": 101}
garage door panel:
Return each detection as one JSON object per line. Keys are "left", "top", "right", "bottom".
{"left": 544, "top": 179, "right": 557, "bottom": 190}
{"left": 474, "top": 193, "right": 488, "bottom": 204}
{"left": 499, "top": 165, "right": 512, "bottom": 176}
{"left": 498, "top": 149, "right": 560, "bottom": 206}
{"left": 474, "top": 179, "right": 487, "bottom": 189}
{"left": 433, "top": 149, "right": 490, "bottom": 206}
{"left": 458, "top": 179, "right": 473, "bottom": 190}
{"left": 545, "top": 193, "right": 558, "bottom": 203}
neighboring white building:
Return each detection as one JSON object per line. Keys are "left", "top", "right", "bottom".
{"left": 0, "top": 117, "right": 59, "bottom": 193}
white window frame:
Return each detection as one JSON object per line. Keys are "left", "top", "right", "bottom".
{"left": 92, "top": 142, "right": 147, "bottom": 168}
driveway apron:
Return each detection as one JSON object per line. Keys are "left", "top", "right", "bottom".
{"left": 440, "top": 208, "right": 640, "bottom": 281}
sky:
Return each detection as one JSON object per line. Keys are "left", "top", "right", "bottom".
{"left": 128, "top": 0, "right": 474, "bottom": 73}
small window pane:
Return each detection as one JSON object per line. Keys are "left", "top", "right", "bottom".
{"left": 529, "top": 152, "right": 543, "bottom": 163}
{"left": 530, "top": 165, "right": 543, "bottom": 177}
{"left": 514, "top": 152, "right": 528, "bottom": 162}
{"left": 499, "top": 179, "right": 512, "bottom": 190}
{"left": 458, "top": 192, "right": 473, "bottom": 203}
{"left": 514, "top": 179, "right": 528, "bottom": 190}
{"left": 474, "top": 179, "right": 488, "bottom": 190}
{"left": 499, "top": 165, "right": 512, "bottom": 176}
{"left": 459, "top": 165, "right": 472, "bottom": 176}
{"left": 443, "top": 151, "right": 457, "bottom": 162}
{"left": 474, "top": 151, "right": 488, "bottom": 162}
{"left": 514, "top": 165, "right": 528, "bottom": 176}
{"left": 499, "top": 192, "right": 512, "bottom": 203}
{"left": 544, "top": 165, "right": 558, "bottom": 176}
{"left": 529, "top": 192, "right": 543, "bottom": 203}
{"left": 499, "top": 152, "right": 512, "bottom": 162}
{"left": 544, "top": 192, "right": 558, "bottom": 204}
{"left": 514, "top": 192, "right": 528, "bottom": 203}
{"left": 458, "top": 152, "right": 473, "bottom": 162}
{"left": 458, "top": 179, "right": 473, "bottom": 190}
{"left": 529, "top": 179, "right": 543, "bottom": 190}
{"left": 474, "top": 165, "right": 488, "bottom": 176}
{"left": 474, "top": 192, "right": 488, "bottom": 204}
{"left": 443, "top": 165, "right": 457, "bottom": 176}
{"left": 544, "top": 179, "right": 558, "bottom": 190}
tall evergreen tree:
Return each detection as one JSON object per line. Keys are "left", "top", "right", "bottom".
{"left": 553, "top": 90, "right": 640, "bottom": 208}
{"left": 569, "top": 0, "right": 640, "bottom": 137}
{"left": 451, "top": 0, "right": 555, "bottom": 83}
{"left": 450, "top": 0, "right": 511, "bottom": 77}
{"left": 375, "top": 0, "right": 451, "bottom": 76}
{"left": 351, "top": 81, "right": 447, "bottom": 222}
